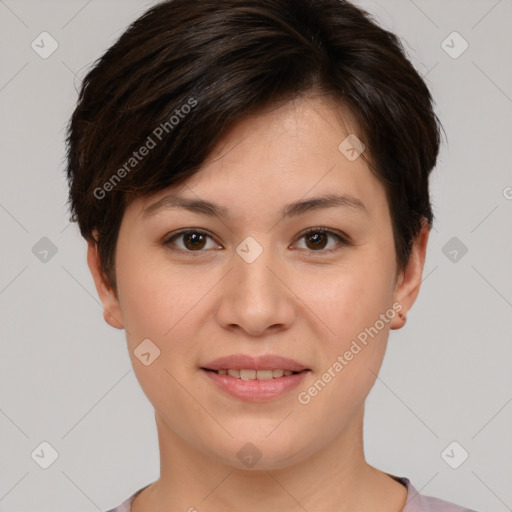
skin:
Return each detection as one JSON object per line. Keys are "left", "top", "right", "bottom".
{"left": 88, "top": 92, "right": 429, "bottom": 512}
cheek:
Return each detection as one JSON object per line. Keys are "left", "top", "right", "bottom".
{"left": 296, "top": 250, "right": 396, "bottom": 398}
{"left": 116, "top": 248, "right": 214, "bottom": 343}
{"left": 296, "top": 274, "right": 393, "bottom": 430}
{"left": 312, "top": 279, "right": 391, "bottom": 384}
{"left": 115, "top": 257, "right": 211, "bottom": 428}
{"left": 300, "top": 258, "right": 395, "bottom": 339}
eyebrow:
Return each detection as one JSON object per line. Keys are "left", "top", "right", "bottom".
{"left": 142, "top": 192, "right": 368, "bottom": 221}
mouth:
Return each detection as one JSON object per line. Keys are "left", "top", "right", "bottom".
{"left": 201, "top": 361, "right": 310, "bottom": 401}
{"left": 201, "top": 368, "right": 303, "bottom": 380}
{"left": 200, "top": 354, "right": 310, "bottom": 401}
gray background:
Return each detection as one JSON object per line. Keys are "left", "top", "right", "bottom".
{"left": 0, "top": 0, "right": 511, "bottom": 510}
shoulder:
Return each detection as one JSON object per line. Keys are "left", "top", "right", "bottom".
{"left": 104, "top": 484, "right": 150, "bottom": 512}
{"left": 104, "top": 497, "right": 131, "bottom": 512}
{"left": 396, "top": 476, "right": 480, "bottom": 512}
{"left": 105, "top": 478, "right": 481, "bottom": 512}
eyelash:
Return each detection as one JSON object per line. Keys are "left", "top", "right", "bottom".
{"left": 162, "top": 227, "right": 351, "bottom": 256}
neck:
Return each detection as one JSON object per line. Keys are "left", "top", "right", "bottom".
{"left": 132, "top": 406, "right": 407, "bottom": 512}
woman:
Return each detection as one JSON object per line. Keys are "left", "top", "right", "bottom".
{"left": 65, "top": 0, "right": 477, "bottom": 510}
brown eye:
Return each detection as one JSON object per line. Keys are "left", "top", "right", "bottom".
{"left": 163, "top": 227, "right": 350, "bottom": 255}
{"left": 305, "top": 231, "right": 329, "bottom": 250}
{"left": 182, "top": 232, "right": 207, "bottom": 250}
{"left": 164, "top": 230, "right": 219, "bottom": 252}
{"left": 295, "top": 228, "right": 350, "bottom": 253}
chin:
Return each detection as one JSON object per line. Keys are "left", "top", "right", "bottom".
{"left": 206, "top": 432, "right": 315, "bottom": 471}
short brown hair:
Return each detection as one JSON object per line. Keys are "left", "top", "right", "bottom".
{"left": 65, "top": 0, "right": 442, "bottom": 293}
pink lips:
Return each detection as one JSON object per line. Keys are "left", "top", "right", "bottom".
{"left": 201, "top": 354, "right": 310, "bottom": 402}
{"left": 202, "top": 354, "right": 308, "bottom": 372}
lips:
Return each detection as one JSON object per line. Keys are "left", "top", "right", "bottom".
{"left": 201, "top": 354, "right": 310, "bottom": 402}
{"left": 202, "top": 354, "right": 309, "bottom": 372}
{"left": 215, "top": 369, "right": 295, "bottom": 380}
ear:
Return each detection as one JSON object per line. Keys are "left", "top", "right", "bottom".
{"left": 86, "top": 236, "right": 124, "bottom": 330}
{"left": 390, "top": 218, "right": 430, "bottom": 330}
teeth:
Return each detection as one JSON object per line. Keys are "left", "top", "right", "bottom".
{"left": 216, "top": 369, "right": 298, "bottom": 380}
{"left": 240, "top": 369, "right": 256, "bottom": 380}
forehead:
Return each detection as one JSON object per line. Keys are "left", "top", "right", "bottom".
{"left": 130, "top": 94, "right": 387, "bottom": 223}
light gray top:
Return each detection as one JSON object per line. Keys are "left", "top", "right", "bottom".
{"left": 104, "top": 475, "right": 478, "bottom": 511}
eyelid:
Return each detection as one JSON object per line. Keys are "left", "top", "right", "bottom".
{"left": 293, "top": 226, "right": 351, "bottom": 254}
{"left": 163, "top": 228, "right": 221, "bottom": 253}
{"left": 297, "top": 226, "right": 351, "bottom": 244}
{"left": 163, "top": 227, "right": 351, "bottom": 254}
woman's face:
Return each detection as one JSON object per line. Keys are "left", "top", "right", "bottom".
{"left": 89, "top": 94, "right": 427, "bottom": 469}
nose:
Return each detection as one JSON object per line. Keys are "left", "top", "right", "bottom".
{"left": 215, "top": 239, "right": 296, "bottom": 337}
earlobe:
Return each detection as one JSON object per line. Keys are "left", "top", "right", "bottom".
{"left": 390, "top": 219, "right": 430, "bottom": 330}
{"left": 86, "top": 238, "right": 124, "bottom": 330}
